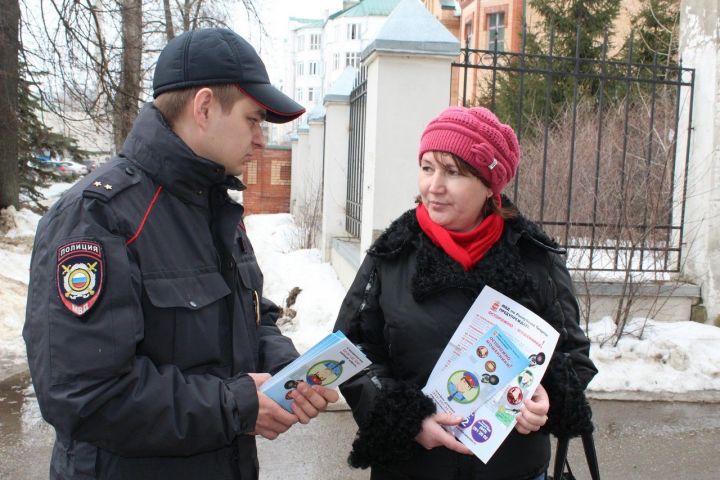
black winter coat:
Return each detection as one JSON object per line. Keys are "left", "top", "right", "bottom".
{"left": 334, "top": 208, "right": 597, "bottom": 480}
{"left": 23, "top": 104, "right": 299, "bottom": 480}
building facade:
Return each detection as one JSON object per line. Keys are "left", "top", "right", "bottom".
{"left": 283, "top": 0, "right": 401, "bottom": 138}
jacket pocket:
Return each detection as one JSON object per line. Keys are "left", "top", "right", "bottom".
{"left": 143, "top": 272, "right": 231, "bottom": 369}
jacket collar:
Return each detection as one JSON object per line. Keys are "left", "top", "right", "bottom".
{"left": 368, "top": 201, "right": 560, "bottom": 301}
{"left": 121, "top": 103, "right": 245, "bottom": 207}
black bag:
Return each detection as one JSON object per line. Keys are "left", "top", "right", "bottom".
{"left": 549, "top": 431, "right": 601, "bottom": 480}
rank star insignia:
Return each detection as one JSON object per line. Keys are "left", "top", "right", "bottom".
{"left": 104, "top": 184, "right": 112, "bottom": 190}
{"left": 93, "top": 181, "right": 102, "bottom": 187}
{"left": 56, "top": 241, "right": 104, "bottom": 316}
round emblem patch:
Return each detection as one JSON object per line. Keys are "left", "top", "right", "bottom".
{"left": 56, "top": 241, "right": 104, "bottom": 316}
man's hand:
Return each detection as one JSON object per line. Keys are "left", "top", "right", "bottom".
{"left": 248, "top": 373, "right": 298, "bottom": 440}
{"left": 288, "top": 382, "right": 340, "bottom": 424}
{"left": 414, "top": 413, "right": 473, "bottom": 455}
{"left": 515, "top": 383, "right": 550, "bottom": 434}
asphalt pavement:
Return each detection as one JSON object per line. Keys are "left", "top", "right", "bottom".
{"left": 1, "top": 371, "right": 719, "bottom": 479}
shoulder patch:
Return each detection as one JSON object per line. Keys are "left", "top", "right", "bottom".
{"left": 56, "top": 241, "right": 104, "bottom": 316}
{"left": 82, "top": 164, "right": 142, "bottom": 202}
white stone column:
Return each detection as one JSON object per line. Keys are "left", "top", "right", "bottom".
{"left": 305, "top": 109, "right": 326, "bottom": 248}
{"left": 678, "top": 0, "right": 720, "bottom": 323}
{"left": 291, "top": 126, "right": 310, "bottom": 218}
{"left": 359, "top": 0, "right": 460, "bottom": 256}
{"left": 321, "top": 67, "right": 356, "bottom": 261}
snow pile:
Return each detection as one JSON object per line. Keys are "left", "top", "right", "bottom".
{"left": 244, "top": 214, "right": 346, "bottom": 353}
{"left": 0, "top": 182, "right": 73, "bottom": 373}
{"left": 587, "top": 317, "right": 720, "bottom": 393}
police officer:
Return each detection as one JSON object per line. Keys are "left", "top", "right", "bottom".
{"left": 23, "top": 28, "right": 338, "bottom": 479}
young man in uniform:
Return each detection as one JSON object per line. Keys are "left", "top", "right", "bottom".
{"left": 24, "top": 28, "right": 338, "bottom": 480}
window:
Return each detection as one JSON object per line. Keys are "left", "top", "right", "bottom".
{"left": 310, "top": 33, "right": 321, "bottom": 50}
{"left": 345, "top": 52, "right": 359, "bottom": 68}
{"left": 296, "top": 88, "right": 304, "bottom": 101}
{"left": 347, "top": 23, "right": 361, "bottom": 40}
{"left": 296, "top": 62, "right": 305, "bottom": 76}
{"left": 308, "top": 88, "right": 315, "bottom": 102}
{"left": 296, "top": 35, "right": 305, "bottom": 51}
{"left": 309, "top": 61, "right": 318, "bottom": 76}
{"left": 333, "top": 53, "right": 340, "bottom": 70}
{"left": 487, "top": 12, "right": 505, "bottom": 52}
{"left": 464, "top": 20, "right": 473, "bottom": 46}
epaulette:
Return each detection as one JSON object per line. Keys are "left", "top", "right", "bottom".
{"left": 82, "top": 164, "right": 142, "bottom": 202}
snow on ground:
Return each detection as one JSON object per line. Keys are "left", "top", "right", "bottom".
{"left": 587, "top": 317, "right": 720, "bottom": 394}
{"left": 1, "top": 179, "right": 719, "bottom": 398}
{"left": 0, "top": 183, "right": 74, "bottom": 372}
{"left": 244, "top": 214, "right": 346, "bottom": 354}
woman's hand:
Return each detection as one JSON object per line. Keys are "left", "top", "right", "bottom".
{"left": 415, "top": 413, "right": 473, "bottom": 455}
{"left": 515, "top": 383, "right": 550, "bottom": 434}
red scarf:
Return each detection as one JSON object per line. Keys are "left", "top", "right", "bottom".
{"left": 416, "top": 199, "right": 504, "bottom": 271}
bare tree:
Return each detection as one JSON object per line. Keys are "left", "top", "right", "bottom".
{"left": 22, "top": 0, "right": 263, "bottom": 153}
{"left": 113, "top": 0, "right": 142, "bottom": 150}
{"left": 0, "top": 0, "right": 20, "bottom": 209}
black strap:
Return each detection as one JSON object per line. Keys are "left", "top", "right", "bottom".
{"left": 581, "top": 431, "right": 601, "bottom": 480}
{"left": 552, "top": 436, "right": 570, "bottom": 479}
{"left": 553, "top": 432, "right": 601, "bottom": 480}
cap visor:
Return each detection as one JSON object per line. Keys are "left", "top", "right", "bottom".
{"left": 238, "top": 84, "right": 305, "bottom": 124}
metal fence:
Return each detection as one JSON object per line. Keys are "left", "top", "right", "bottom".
{"left": 345, "top": 66, "right": 367, "bottom": 238}
{"left": 453, "top": 28, "right": 695, "bottom": 273}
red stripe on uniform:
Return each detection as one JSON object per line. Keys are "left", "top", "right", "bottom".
{"left": 126, "top": 186, "right": 164, "bottom": 246}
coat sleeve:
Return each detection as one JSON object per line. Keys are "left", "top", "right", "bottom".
{"left": 333, "top": 255, "right": 435, "bottom": 469}
{"left": 547, "top": 253, "right": 598, "bottom": 387}
{"left": 23, "top": 197, "right": 257, "bottom": 457}
{"left": 542, "top": 252, "right": 598, "bottom": 438}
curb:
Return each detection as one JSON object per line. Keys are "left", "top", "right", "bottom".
{"left": 587, "top": 389, "right": 720, "bottom": 403}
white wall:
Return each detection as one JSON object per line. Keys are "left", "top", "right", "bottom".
{"left": 321, "top": 100, "right": 351, "bottom": 260}
{"left": 678, "top": 0, "right": 720, "bottom": 322}
{"left": 290, "top": 128, "right": 310, "bottom": 217}
{"left": 360, "top": 52, "right": 455, "bottom": 254}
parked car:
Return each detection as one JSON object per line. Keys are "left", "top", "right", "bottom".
{"left": 53, "top": 160, "right": 89, "bottom": 177}
{"left": 80, "top": 158, "right": 99, "bottom": 171}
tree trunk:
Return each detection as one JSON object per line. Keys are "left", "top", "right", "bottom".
{"left": 162, "top": 0, "right": 175, "bottom": 41}
{"left": 0, "top": 0, "right": 20, "bottom": 209}
{"left": 113, "top": 0, "right": 143, "bottom": 152}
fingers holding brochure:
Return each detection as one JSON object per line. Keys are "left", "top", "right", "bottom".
{"left": 515, "top": 384, "right": 550, "bottom": 434}
{"left": 289, "top": 382, "right": 340, "bottom": 424}
{"left": 415, "top": 413, "right": 474, "bottom": 455}
{"left": 253, "top": 390, "right": 299, "bottom": 440}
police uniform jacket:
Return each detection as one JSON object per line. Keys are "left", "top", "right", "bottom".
{"left": 333, "top": 207, "right": 597, "bottom": 480}
{"left": 23, "top": 104, "right": 299, "bottom": 479}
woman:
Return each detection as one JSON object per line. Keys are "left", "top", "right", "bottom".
{"left": 333, "top": 107, "right": 597, "bottom": 480}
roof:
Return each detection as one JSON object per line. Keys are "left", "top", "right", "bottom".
{"left": 290, "top": 17, "right": 324, "bottom": 30}
{"left": 361, "top": 0, "right": 459, "bottom": 59}
{"left": 329, "top": 0, "right": 402, "bottom": 20}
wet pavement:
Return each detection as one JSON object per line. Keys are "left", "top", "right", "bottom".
{"left": 1, "top": 370, "right": 719, "bottom": 479}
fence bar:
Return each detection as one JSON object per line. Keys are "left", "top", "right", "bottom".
{"left": 449, "top": 22, "right": 694, "bottom": 274}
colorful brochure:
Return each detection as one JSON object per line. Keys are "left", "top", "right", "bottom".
{"left": 423, "top": 286, "right": 560, "bottom": 463}
{"left": 260, "top": 331, "right": 371, "bottom": 412}
{"left": 422, "top": 325, "right": 528, "bottom": 419}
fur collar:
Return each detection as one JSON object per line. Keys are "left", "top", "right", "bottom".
{"left": 368, "top": 202, "right": 561, "bottom": 302}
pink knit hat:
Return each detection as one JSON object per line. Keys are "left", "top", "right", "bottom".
{"left": 418, "top": 106, "right": 521, "bottom": 195}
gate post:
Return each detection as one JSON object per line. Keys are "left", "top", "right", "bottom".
{"left": 358, "top": 0, "right": 460, "bottom": 256}
{"left": 321, "top": 67, "right": 356, "bottom": 261}
{"left": 678, "top": 0, "right": 720, "bottom": 323}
